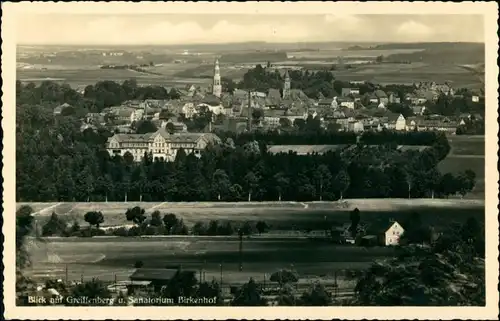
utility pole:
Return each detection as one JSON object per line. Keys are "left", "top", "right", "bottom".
{"left": 238, "top": 229, "right": 243, "bottom": 271}
{"left": 219, "top": 263, "right": 223, "bottom": 286}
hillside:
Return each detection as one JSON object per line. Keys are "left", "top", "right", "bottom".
{"left": 385, "top": 43, "right": 484, "bottom": 64}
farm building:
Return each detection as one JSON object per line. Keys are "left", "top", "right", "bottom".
{"left": 359, "top": 221, "right": 405, "bottom": 246}
{"left": 129, "top": 268, "right": 197, "bottom": 292}
{"left": 383, "top": 221, "right": 405, "bottom": 246}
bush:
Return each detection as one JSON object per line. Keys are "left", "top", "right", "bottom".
{"left": 256, "top": 221, "right": 269, "bottom": 235}
{"left": 111, "top": 226, "right": 129, "bottom": 237}
{"left": 270, "top": 269, "right": 299, "bottom": 285}
{"left": 217, "top": 222, "right": 234, "bottom": 236}
{"left": 192, "top": 221, "right": 207, "bottom": 235}
{"left": 134, "top": 260, "right": 144, "bottom": 268}
{"left": 240, "top": 221, "right": 255, "bottom": 236}
{"left": 171, "top": 219, "right": 188, "bottom": 235}
{"left": 127, "top": 226, "right": 141, "bottom": 237}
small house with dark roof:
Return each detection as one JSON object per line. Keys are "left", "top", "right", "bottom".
{"left": 129, "top": 268, "right": 197, "bottom": 292}
{"left": 53, "top": 103, "right": 72, "bottom": 116}
{"left": 341, "top": 87, "right": 360, "bottom": 97}
{"left": 374, "top": 90, "right": 389, "bottom": 105}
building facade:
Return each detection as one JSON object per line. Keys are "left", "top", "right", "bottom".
{"left": 106, "top": 129, "right": 221, "bottom": 162}
{"left": 385, "top": 221, "right": 405, "bottom": 246}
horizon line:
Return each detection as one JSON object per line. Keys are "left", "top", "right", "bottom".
{"left": 17, "top": 40, "right": 486, "bottom": 47}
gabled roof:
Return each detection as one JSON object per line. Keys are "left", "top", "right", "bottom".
{"left": 374, "top": 90, "right": 388, "bottom": 98}
{"left": 129, "top": 268, "right": 196, "bottom": 282}
{"left": 268, "top": 88, "right": 282, "bottom": 100}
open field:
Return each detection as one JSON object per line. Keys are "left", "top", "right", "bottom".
{"left": 334, "top": 63, "right": 482, "bottom": 88}
{"left": 439, "top": 135, "right": 485, "bottom": 199}
{"left": 18, "top": 199, "right": 484, "bottom": 230}
{"left": 25, "top": 236, "right": 392, "bottom": 286}
{"left": 289, "top": 49, "right": 424, "bottom": 59}
{"left": 447, "top": 135, "right": 485, "bottom": 156}
{"left": 17, "top": 68, "right": 212, "bottom": 88}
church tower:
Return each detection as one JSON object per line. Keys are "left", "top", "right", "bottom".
{"left": 212, "top": 59, "right": 222, "bottom": 98}
{"left": 282, "top": 69, "right": 291, "bottom": 99}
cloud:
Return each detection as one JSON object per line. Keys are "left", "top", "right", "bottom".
{"left": 324, "top": 14, "right": 362, "bottom": 30}
{"left": 396, "top": 20, "right": 433, "bottom": 39}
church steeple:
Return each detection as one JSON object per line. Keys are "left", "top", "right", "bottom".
{"left": 282, "top": 69, "right": 291, "bottom": 99}
{"left": 213, "top": 59, "right": 222, "bottom": 98}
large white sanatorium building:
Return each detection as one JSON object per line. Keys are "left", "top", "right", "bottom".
{"left": 106, "top": 128, "right": 221, "bottom": 162}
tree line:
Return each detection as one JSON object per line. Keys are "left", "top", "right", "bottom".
{"left": 16, "top": 104, "right": 474, "bottom": 202}
{"left": 38, "top": 207, "right": 269, "bottom": 238}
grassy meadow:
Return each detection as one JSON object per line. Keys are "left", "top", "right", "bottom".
{"left": 19, "top": 199, "right": 484, "bottom": 231}
{"left": 439, "top": 135, "right": 485, "bottom": 199}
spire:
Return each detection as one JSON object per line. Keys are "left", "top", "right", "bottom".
{"left": 213, "top": 58, "right": 222, "bottom": 98}
{"left": 282, "top": 69, "right": 291, "bottom": 99}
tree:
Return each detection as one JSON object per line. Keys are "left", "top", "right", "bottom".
{"left": 335, "top": 169, "right": 350, "bottom": 200}
{"left": 279, "top": 117, "right": 292, "bottom": 128}
{"left": 168, "top": 88, "right": 181, "bottom": 100}
{"left": 41, "top": 212, "right": 67, "bottom": 236}
{"left": 273, "top": 172, "right": 289, "bottom": 201}
{"left": 171, "top": 219, "right": 189, "bottom": 235}
{"left": 231, "top": 278, "right": 267, "bottom": 306}
{"left": 353, "top": 238, "right": 485, "bottom": 306}
{"left": 67, "top": 279, "right": 112, "bottom": 306}
{"left": 192, "top": 221, "right": 207, "bottom": 236}
{"left": 196, "top": 280, "right": 224, "bottom": 305}
{"left": 240, "top": 221, "right": 254, "bottom": 236}
{"left": 135, "top": 120, "right": 157, "bottom": 134}
{"left": 150, "top": 210, "right": 163, "bottom": 227}
{"left": 84, "top": 211, "right": 104, "bottom": 233}
{"left": 212, "top": 169, "right": 231, "bottom": 201}
{"left": 300, "top": 283, "right": 332, "bottom": 306}
{"left": 161, "top": 270, "right": 198, "bottom": 302}
{"left": 244, "top": 171, "right": 259, "bottom": 202}
{"left": 277, "top": 284, "right": 298, "bottom": 306}
{"left": 125, "top": 206, "right": 146, "bottom": 226}
{"left": 207, "top": 220, "right": 220, "bottom": 236}
{"left": 16, "top": 205, "right": 34, "bottom": 269}
{"left": 349, "top": 208, "right": 361, "bottom": 238}
{"left": 255, "top": 221, "right": 269, "bottom": 235}
{"left": 313, "top": 164, "right": 331, "bottom": 201}
{"left": 162, "top": 213, "right": 178, "bottom": 234}
{"left": 270, "top": 269, "right": 299, "bottom": 287}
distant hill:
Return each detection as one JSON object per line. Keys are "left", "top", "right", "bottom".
{"left": 384, "top": 42, "right": 484, "bottom": 65}
{"left": 220, "top": 51, "right": 288, "bottom": 63}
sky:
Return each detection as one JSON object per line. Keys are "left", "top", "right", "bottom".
{"left": 16, "top": 14, "right": 485, "bottom": 45}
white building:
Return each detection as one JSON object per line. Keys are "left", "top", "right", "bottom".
{"left": 130, "top": 109, "right": 144, "bottom": 123}
{"left": 182, "top": 102, "right": 198, "bottom": 119}
{"left": 384, "top": 221, "right": 405, "bottom": 246}
{"left": 106, "top": 129, "right": 221, "bottom": 162}
{"left": 395, "top": 114, "right": 407, "bottom": 131}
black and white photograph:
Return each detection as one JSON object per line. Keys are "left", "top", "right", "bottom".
{"left": 3, "top": 1, "right": 498, "bottom": 320}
